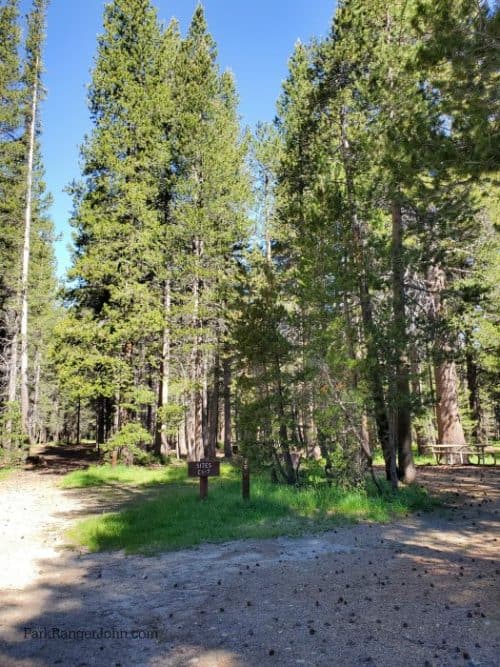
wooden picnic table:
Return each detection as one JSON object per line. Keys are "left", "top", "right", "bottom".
{"left": 429, "top": 443, "right": 498, "bottom": 465}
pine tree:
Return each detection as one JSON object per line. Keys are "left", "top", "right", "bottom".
{"left": 26, "top": 147, "right": 58, "bottom": 445}
{"left": 66, "top": 0, "right": 168, "bottom": 448}
{"left": 0, "top": 0, "right": 24, "bottom": 452}
{"left": 19, "top": 0, "right": 48, "bottom": 438}
{"left": 168, "top": 5, "right": 250, "bottom": 461}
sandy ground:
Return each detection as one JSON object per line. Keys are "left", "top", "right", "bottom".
{"left": 0, "top": 455, "right": 499, "bottom": 667}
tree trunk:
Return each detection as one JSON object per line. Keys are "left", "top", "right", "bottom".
{"left": 76, "top": 396, "right": 81, "bottom": 446}
{"left": 274, "top": 356, "right": 297, "bottom": 484}
{"left": 391, "top": 201, "right": 415, "bottom": 483}
{"left": 434, "top": 360, "right": 466, "bottom": 449}
{"left": 31, "top": 349, "right": 41, "bottom": 443}
{"left": 96, "top": 398, "right": 105, "bottom": 451}
{"left": 429, "top": 265, "right": 466, "bottom": 463}
{"left": 20, "top": 54, "right": 40, "bottom": 441}
{"left": 344, "top": 295, "right": 373, "bottom": 466}
{"left": 187, "top": 353, "right": 204, "bottom": 461}
{"left": 155, "top": 279, "right": 171, "bottom": 456}
{"left": 5, "top": 328, "right": 19, "bottom": 448}
{"left": 222, "top": 356, "right": 232, "bottom": 458}
{"left": 7, "top": 323, "right": 18, "bottom": 406}
{"left": 206, "top": 353, "right": 220, "bottom": 459}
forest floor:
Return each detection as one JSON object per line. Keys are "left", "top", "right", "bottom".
{"left": 0, "top": 446, "right": 499, "bottom": 667}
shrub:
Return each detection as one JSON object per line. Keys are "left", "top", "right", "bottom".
{"left": 102, "top": 422, "right": 152, "bottom": 465}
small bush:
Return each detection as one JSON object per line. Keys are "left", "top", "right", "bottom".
{"left": 101, "top": 422, "right": 152, "bottom": 465}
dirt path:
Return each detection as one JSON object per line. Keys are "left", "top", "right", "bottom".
{"left": 0, "top": 458, "right": 499, "bottom": 667}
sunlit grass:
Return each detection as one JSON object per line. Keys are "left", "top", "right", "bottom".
{"left": 64, "top": 462, "right": 439, "bottom": 554}
{"left": 0, "top": 467, "right": 13, "bottom": 482}
{"left": 59, "top": 462, "right": 196, "bottom": 488}
{"left": 371, "top": 448, "right": 436, "bottom": 466}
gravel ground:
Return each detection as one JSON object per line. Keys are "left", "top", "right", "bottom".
{"left": 0, "top": 461, "right": 499, "bottom": 667}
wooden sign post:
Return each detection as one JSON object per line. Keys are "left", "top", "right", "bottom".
{"left": 187, "top": 459, "right": 220, "bottom": 500}
{"left": 242, "top": 458, "right": 250, "bottom": 500}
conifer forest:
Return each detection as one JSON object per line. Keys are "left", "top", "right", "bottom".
{"left": 0, "top": 0, "right": 499, "bottom": 491}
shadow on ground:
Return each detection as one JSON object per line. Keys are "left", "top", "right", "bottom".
{"left": 26, "top": 442, "right": 101, "bottom": 475}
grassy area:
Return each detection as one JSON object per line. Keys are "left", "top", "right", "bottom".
{"left": 371, "top": 448, "right": 436, "bottom": 466}
{"left": 59, "top": 463, "right": 189, "bottom": 488}
{"left": 64, "top": 463, "right": 439, "bottom": 554}
{"left": 0, "top": 467, "right": 13, "bottom": 482}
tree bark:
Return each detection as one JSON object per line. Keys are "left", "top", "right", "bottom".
{"left": 5, "top": 328, "right": 19, "bottom": 448}
{"left": 155, "top": 279, "right": 171, "bottom": 456}
{"left": 96, "top": 397, "right": 105, "bottom": 450}
{"left": 188, "top": 238, "right": 204, "bottom": 461}
{"left": 31, "top": 349, "right": 41, "bottom": 443}
{"left": 391, "top": 201, "right": 415, "bottom": 483}
{"left": 429, "top": 265, "right": 466, "bottom": 462}
{"left": 76, "top": 396, "right": 81, "bottom": 446}
{"left": 222, "top": 356, "right": 232, "bottom": 458}
{"left": 206, "top": 353, "right": 220, "bottom": 459}
{"left": 7, "top": 323, "right": 18, "bottom": 406}
{"left": 274, "top": 355, "right": 297, "bottom": 484}
{"left": 20, "top": 53, "right": 40, "bottom": 441}
{"left": 434, "top": 360, "right": 466, "bottom": 446}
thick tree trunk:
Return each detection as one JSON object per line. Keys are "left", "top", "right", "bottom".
{"left": 20, "top": 54, "right": 40, "bottom": 441}
{"left": 429, "top": 266, "right": 466, "bottom": 463}
{"left": 222, "top": 356, "right": 232, "bottom": 458}
{"left": 434, "top": 360, "right": 466, "bottom": 448}
{"left": 391, "top": 202, "right": 415, "bottom": 483}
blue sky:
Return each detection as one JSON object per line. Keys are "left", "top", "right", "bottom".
{"left": 19, "top": 0, "right": 336, "bottom": 277}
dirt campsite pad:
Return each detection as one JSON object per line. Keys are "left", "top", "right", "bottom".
{"left": 0, "top": 457, "right": 499, "bottom": 667}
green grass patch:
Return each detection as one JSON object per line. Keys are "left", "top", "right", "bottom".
{"left": 59, "top": 462, "right": 197, "bottom": 488}
{"left": 371, "top": 448, "right": 436, "bottom": 466}
{"left": 0, "top": 467, "right": 13, "bottom": 482}
{"left": 64, "top": 463, "right": 440, "bottom": 554}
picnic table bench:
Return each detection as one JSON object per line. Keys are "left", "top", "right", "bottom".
{"left": 429, "top": 443, "right": 499, "bottom": 465}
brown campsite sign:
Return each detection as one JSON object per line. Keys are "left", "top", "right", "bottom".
{"left": 188, "top": 459, "right": 220, "bottom": 499}
{"left": 187, "top": 460, "right": 220, "bottom": 478}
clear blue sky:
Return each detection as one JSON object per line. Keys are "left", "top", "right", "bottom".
{"left": 20, "top": 0, "right": 336, "bottom": 277}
